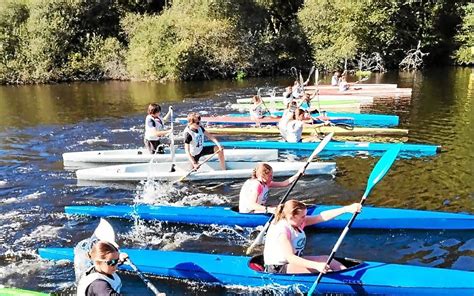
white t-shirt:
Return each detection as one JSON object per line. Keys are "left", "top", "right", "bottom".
{"left": 183, "top": 126, "right": 205, "bottom": 156}
{"left": 144, "top": 115, "right": 164, "bottom": 141}
{"left": 285, "top": 120, "right": 304, "bottom": 143}
{"left": 250, "top": 103, "right": 264, "bottom": 119}
{"left": 264, "top": 219, "right": 307, "bottom": 265}
{"left": 331, "top": 75, "right": 339, "bottom": 86}
{"left": 239, "top": 179, "right": 269, "bottom": 213}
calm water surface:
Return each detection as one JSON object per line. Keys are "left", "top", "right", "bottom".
{"left": 0, "top": 68, "right": 472, "bottom": 295}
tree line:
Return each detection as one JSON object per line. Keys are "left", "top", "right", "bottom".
{"left": 0, "top": 0, "right": 472, "bottom": 84}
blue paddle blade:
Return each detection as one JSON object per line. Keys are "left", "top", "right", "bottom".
{"left": 363, "top": 145, "right": 401, "bottom": 197}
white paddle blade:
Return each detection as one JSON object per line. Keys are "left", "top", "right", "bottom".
{"left": 94, "top": 218, "right": 117, "bottom": 247}
{"left": 246, "top": 222, "right": 270, "bottom": 254}
{"left": 309, "top": 132, "right": 334, "bottom": 160}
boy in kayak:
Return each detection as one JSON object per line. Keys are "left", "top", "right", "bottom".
{"left": 239, "top": 163, "right": 304, "bottom": 214}
{"left": 144, "top": 103, "right": 173, "bottom": 154}
{"left": 77, "top": 240, "right": 128, "bottom": 296}
{"left": 184, "top": 112, "right": 226, "bottom": 170}
{"left": 264, "top": 199, "right": 361, "bottom": 274}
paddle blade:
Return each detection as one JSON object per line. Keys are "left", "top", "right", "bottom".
{"left": 94, "top": 218, "right": 118, "bottom": 248}
{"left": 363, "top": 145, "right": 401, "bottom": 197}
{"left": 246, "top": 222, "right": 270, "bottom": 254}
{"left": 308, "top": 132, "right": 333, "bottom": 161}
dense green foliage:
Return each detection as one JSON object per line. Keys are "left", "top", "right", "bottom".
{"left": 0, "top": 0, "right": 471, "bottom": 84}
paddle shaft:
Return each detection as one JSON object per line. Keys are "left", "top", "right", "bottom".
{"left": 245, "top": 132, "right": 334, "bottom": 254}
{"left": 307, "top": 146, "right": 401, "bottom": 295}
{"left": 177, "top": 148, "right": 221, "bottom": 182}
{"left": 170, "top": 107, "right": 175, "bottom": 172}
{"left": 127, "top": 259, "right": 163, "bottom": 296}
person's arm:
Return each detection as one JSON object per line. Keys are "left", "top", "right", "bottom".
{"left": 241, "top": 185, "right": 274, "bottom": 213}
{"left": 204, "top": 130, "right": 222, "bottom": 150}
{"left": 269, "top": 167, "right": 305, "bottom": 188}
{"left": 305, "top": 203, "right": 361, "bottom": 226}
{"left": 162, "top": 106, "right": 173, "bottom": 122}
{"left": 277, "top": 229, "right": 328, "bottom": 273}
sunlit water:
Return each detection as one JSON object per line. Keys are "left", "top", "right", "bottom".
{"left": 0, "top": 68, "right": 472, "bottom": 294}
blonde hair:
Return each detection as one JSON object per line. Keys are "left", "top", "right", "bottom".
{"left": 251, "top": 163, "right": 273, "bottom": 179}
{"left": 89, "top": 241, "right": 118, "bottom": 261}
{"left": 252, "top": 95, "right": 262, "bottom": 104}
{"left": 187, "top": 112, "right": 201, "bottom": 124}
{"left": 274, "top": 200, "right": 307, "bottom": 222}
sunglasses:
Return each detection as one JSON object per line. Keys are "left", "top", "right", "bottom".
{"left": 97, "top": 258, "right": 120, "bottom": 266}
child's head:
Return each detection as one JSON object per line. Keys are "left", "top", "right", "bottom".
{"left": 252, "top": 163, "right": 273, "bottom": 184}
{"left": 147, "top": 103, "right": 161, "bottom": 116}
{"left": 252, "top": 95, "right": 262, "bottom": 104}
{"left": 334, "top": 71, "right": 340, "bottom": 77}
{"left": 187, "top": 112, "right": 201, "bottom": 125}
{"left": 294, "top": 108, "right": 305, "bottom": 120}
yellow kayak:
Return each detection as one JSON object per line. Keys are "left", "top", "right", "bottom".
{"left": 206, "top": 125, "right": 409, "bottom": 136}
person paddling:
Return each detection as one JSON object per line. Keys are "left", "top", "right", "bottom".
{"left": 249, "top": 95, "right": 267, "bottom": 127}
{"left": 144, "top": 103, "right": 172, "bottom": 154}
{"left": 184, "top": 112, "right": 226, "bottom": 170}
{"left": 239, "top": 163, "right": 304, "bottom": 214}
{"left": 263, "top": 199, "right": 361, "bottom": 274}
{"left": 77, "top": 240, "right": 128, "bottom": 296}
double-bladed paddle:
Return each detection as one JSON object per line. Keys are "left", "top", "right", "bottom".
{"left": 245, "top": 132, "right": 334, "bottom": 254}
{"left": 126, "top": 259, "right": 164, "bottom": 296}
{"left": 175, "top": 148, "right": 222, "bottom": 183}
{"left": 307, "top": 145, "right": 401, "bottom": 295}
{"left": 169, "top": 106, "right": 176, "bottom": 172}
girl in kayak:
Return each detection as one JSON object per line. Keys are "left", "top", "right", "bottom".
{"left": 239, "top": 163, "right": 304, "bottom": 214}
{"left": 144, "top": 103, "right": 172, "bottom": 154}
{"left": 249, "top": 95, "right": 266, "bottom": 127}
{"left": 285, "top": 108, "right": 306, "bottom": 143}
{"left": 264, "top": 199, "right": 361, "bottom": 274}
{"left": 184, "top": 112, "right": 226, "bottom": 170}
{"left": 77, "top": 240, "right": 128, "bottom": 296}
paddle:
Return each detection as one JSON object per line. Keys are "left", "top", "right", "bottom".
{"left": 126, "top": 259, "right": 164, "bottom": 296}
{"left": 307, "top": 145, "right": 401, "bottom": 296}
{"left": 175, "top": 148, "right": 222, "bottom": 183}
{"left": 245, "top": 132, "right": 334, "bottom": 255}
{"left": 169, "top": 106, "right": 175, "bottom": 172}
{"left": 93, "top": 219, "right": 164, "bottom": 296}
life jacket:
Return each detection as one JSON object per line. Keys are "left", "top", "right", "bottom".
{"left": 76, "top": 266, "right": 122, "bottom": 296}
{"left": 239, "top": 179, "right": 270, "bottom": 213}
{"left": 183, "top": 126, "right": 205, "bottom": 156}
{"left": 263, "top": 219, "right": 307, "bottom": 266}
{"left": 145, "top": 115, "right": 164, "bottom": 141}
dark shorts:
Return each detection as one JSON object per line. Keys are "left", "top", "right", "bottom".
{"left": 264, "top": 264, "right": 288, "bottom": 274}
{"left": 192, "top": 145, "right": 215, "bottom": 161}
{"left": 144, "top": 139, "right": 165, "bottom": 154}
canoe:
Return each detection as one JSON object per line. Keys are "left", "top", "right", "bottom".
{"left": 227, "top": 112, "right": 400, "bottom": 127}
{"left": 230, "top": 101, "right": 362, "bottom": 112}
{"left": 75, "top": 161, "right": 336, "bottom": 182}
{"left": 207, "top": 141, "right": 441, "bottom": 158}
{"left": 63, "top": 148, "right": 279, "bottom": 166}
{"left": 39, "top": 248, "right": 474, "bottom": 295}
{"left": 305, "top": 83, "right": 399, "bottom": 90}
{"left": 205, "top": 126, "right": 409, "bottom": 137}
{"left": 307, "top": 88, "right": 412, "bottom": 97}
{"left": 236, "top": 95, "right": 374, "bottom": 104}
{"left": 64, "top": 204, "right": 474, "bottom": 230}
{"left": 0, "top": 287, "right": 48, "bottom": 296}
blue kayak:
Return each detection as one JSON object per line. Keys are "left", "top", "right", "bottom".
{"left": 228, "top": 112, "right": 400, "bottom": 127}
{"left": 39, "top": 248, "right": 474, "bottom": 295}
{"left": 205, "top": 141, "right": 441, "bottom": 158}
{"left": 64, "top": 204, "right": 474, "bottom": 230}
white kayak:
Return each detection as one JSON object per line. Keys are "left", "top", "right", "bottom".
{"left": 75, "top": 161, "right": 336, "bottom": 182}
{"left": 236, "top": 95, "right": 374, "bottom": 104}
{"left": 63, "top": 148, "right": 278, "bottom": 167}
{"left": 305, "top": 83, "right": 399, "bottom": 90}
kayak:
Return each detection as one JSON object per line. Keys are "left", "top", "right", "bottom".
{"left": 306, "top": 87, "right": 412, "bottom": 97}
{"left": 39, "top": 248, "right": 474, "bottom": 295}
{"left": 227, "top": 112, "right": 400, "bottom": 127}
{"left": 205, "top": 126, "right": 409, "bottom": 137}
{"left": 75, "top": 161, "right": 336, "bottom": 182}
{"left": 63, "top": 148, "right": 279, "bottom": 166}
{"left": 305, "top": 83, "right": 399, "bottom": 90}
{"left": 177, "top": 113, "right": 398, "bottom": 128}
{"left": 236, "top": 95, "right": 374, "bottom": 104}
{"left": 0, "top": 287, "right": 48, "bottom": 296}
{"left": 64, "top": 204, "right": 474, "bottom": 230}
{"left": 230, "top": 102, "right": 362, "bottom": 112}
{"left": 206, "top": 141, "right": 441, "bottom": 158}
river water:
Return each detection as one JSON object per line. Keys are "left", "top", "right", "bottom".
{"left": 0, "top": 67, "right": 472, "bottom": 295}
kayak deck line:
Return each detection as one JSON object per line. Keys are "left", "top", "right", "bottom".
{"left": 38, "top": 248, "right": 474, "bottom": 295}
{"left": 64, "top": 204, "right": 474, "bottom": 230}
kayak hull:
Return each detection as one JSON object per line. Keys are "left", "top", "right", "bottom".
{"left": 38, "top": 248, "right": 474, "bottom": 295}
{"left": 63, "top": 148, "right": 278, "bottom": 166}
{"left": 75, "top": 161, "right": 336, "bottom": 182}
{"left": 208, "top": 141, "right": 440, "bottom": 158}
{"left": 236, "top": 95, "right": 375, "bottom": 104}
{"left": 64, "top": 204, "right": 474, "bottom": 230}
{"left": 205, "top": 126, "right": 409, "bottom": 136}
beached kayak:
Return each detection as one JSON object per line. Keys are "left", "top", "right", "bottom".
{"left": 64, "top": 204, "right": 474, "bottom": 230}
{"left": 206, "top": 141, "right": 440, "bottom": 158}
{"left": 236, "top": 95, "right": 374, "bottom": 104}
{"left": 0, "top": 287, "right": 48, "bottom": 296}
{"left": 227, "top": 112, "right": 400, "bottom": 127}
{"left": 75, "top": 161, "right": 336, "bottom": 182}
{"left": 63, "top": 148, "right": 278, "bottom": 167}
{"left": 205, "top": 126, "right": 409, "bottom": 137}
{"left": 39, "top": 248, "right": 474, "bottom": 295}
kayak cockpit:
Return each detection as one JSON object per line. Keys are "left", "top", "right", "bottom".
{"left": 248, "top": 255, "right": 363, "bottom": 274}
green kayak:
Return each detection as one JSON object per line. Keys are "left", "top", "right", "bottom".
{"left": 0, "top": 287, "right": 48, "bottom": 296}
